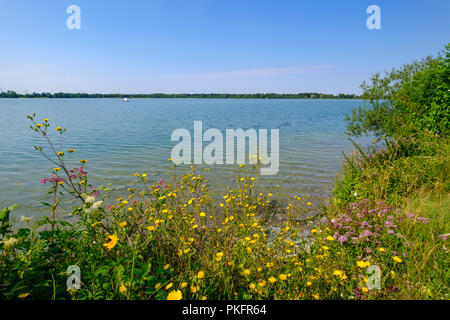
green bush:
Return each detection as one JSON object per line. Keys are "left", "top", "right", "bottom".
{"left": 345, "top": 44, "right": 449, "bottom": 138}
{"left": 336, "top": 44, "right": 450, "bottom": 208}
{"left": 334, "top": 134, "right": 449, "bottom": 207}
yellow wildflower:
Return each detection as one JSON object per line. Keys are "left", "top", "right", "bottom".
{"left": 167, "top": 290, "right": 182, "bottom": 300}
{"left": 333, "top": 270, "right": 343, "bottom": 276}
{"left": 190, "top": 285, "right": 199, "bottom": 293}
{"left": 118, "top": 221, "right": 127, "bottom": 227}
{"left": 356, "top": 260, "right": 370, "bottom": 268}
{"left": 215, "top": 252, "right": 224, "bottom": 261}
{"left": 103, "top": 234, "right": 118, "bottom": 250}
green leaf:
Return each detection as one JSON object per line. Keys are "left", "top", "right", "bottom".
{"left": 0, "top": 208, "right": 10, "bottom": 222}
{"left": 17, "top": 228, "right": 31, "bottom": 238}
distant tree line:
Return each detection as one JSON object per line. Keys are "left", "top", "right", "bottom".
{"left": 0, "top": 90, "right": 360, "bottom": 99}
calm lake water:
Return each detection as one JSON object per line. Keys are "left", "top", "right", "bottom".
{"left": 0, "top": 98, "right": 372, "bottom": 219}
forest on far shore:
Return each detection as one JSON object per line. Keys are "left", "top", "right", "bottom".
{"left": 0, "top": 91, "right": 359, "bottom": 99}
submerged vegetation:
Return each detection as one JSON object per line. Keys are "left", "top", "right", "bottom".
{"left": 0, "top": 45, "right": 448, "bottom": 300}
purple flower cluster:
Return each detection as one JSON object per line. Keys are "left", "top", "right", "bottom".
{"left": 405, "top": 212, "right": 430, "bottom": 224}
{"left": 154, "top": 178, "right": 168, "bottom": 189}
{"left": 91, "top": 186, "right": 99, "bottom": 197}
{"left": 328, "top": 199, "right": 429, "bottom": 245}
{"left": 69, "top": 166, "right": 87, "bottom": 179}
{"left": 41, "top": 175, "right": 65, "bottom": 185}
{"left": 328, "top": 199, "right": 391, "bottom": 245}
{"left": 438, "top": 233, "right": 449, "bottom": 241}
{"left": 40, "top": 166, "right": 89, "bottom": 188}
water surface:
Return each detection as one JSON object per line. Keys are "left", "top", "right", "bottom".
{"left": 0, "top": 98, "right": 371, "bottom": 219}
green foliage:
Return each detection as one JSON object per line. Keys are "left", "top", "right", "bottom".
{"left": 346, "top": 44, "right": 450, "bottom": 137}
{"left": 1, "top": 91, "right": 359, "bottom": 99}
{"left": 334, "top": 134, "right": 449, "bottom": 207}
{"left": 331, "top": 46, "right": 450, "bottom": 300}
{"left": 338, "top": 44, "right": 450, "bottom": 210}
{"left": 2, "top": 172, "right": 448, "bottom": 300}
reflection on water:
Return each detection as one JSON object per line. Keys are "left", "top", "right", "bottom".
{"left": 0, "top": 98, "right": 372, "bottom": 219}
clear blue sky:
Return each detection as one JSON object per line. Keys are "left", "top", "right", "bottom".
{"left": 0, "top": 0, "right": 448, "bottom": 94}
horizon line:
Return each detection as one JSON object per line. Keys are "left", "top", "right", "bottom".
{"left": 0, "top": 91, "right": 359, "bottom": 96}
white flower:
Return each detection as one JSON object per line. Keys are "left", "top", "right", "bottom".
{"left": 85, "top": 196, "right": 96, "bottom": 204}
{"left": 353, "top": 192, "right": 358, "bottom": 197}
{"left": 84, "top": 200, "right": 103, "bottom": 214}
{"left": 20, "top": 216, "right": 33, "bottom": 223}
{"left": 92, "top": 201, "right": 103, "bottom": 210}
{"left": 2, "top": 237, "right": 19, "bottom": 249}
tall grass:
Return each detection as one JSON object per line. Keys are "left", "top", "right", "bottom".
{"left": 333, "top": 133, "right": 449, "bottom": 206}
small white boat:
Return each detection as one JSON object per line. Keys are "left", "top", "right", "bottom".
{"left": 123, "top": 97, "right": 128, "bottom": 102}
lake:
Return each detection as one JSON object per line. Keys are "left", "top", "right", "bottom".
{"left": 0, "top": 98, "right": 372, "bottom": 219}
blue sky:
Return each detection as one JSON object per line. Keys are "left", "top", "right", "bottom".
{"left": 0, "top": 0, "right": 448, "bottom": 94}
